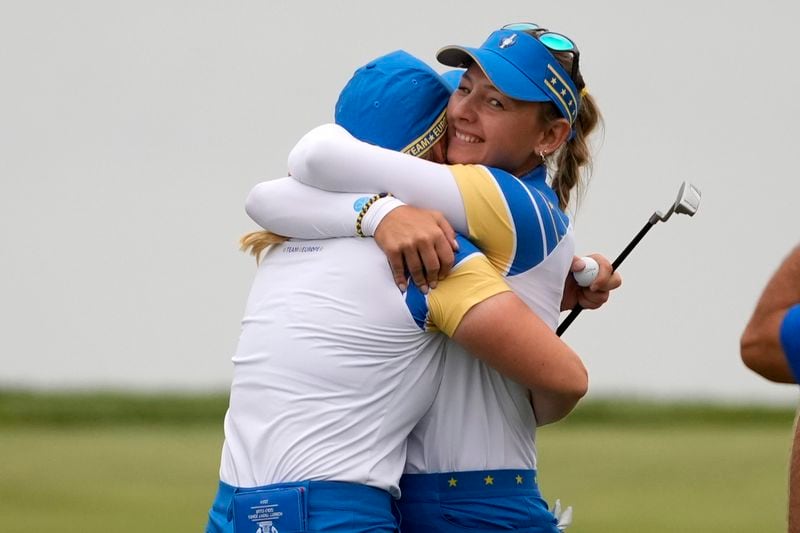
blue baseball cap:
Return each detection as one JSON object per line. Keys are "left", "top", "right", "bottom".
{"left": 437, "top": 29, "right": 580, "bottom": 125}
{"left": 335, "top": 50, "right": 450, "bottom": 158}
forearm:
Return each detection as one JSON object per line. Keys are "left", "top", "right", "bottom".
{"left": 530, "top": 388, "right": 583, "bottom": 426}
{"left": 288, "top": 124, "right": 469, "bottom": 233}
{"left": 245, "top": 178, "right": 400, "bottom": 239}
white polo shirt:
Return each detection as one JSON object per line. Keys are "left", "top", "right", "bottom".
{"left": 218, "top": 236, "right": 509, "bottom": 497}
{"left": 402, "top": 162, "right": 576, "bottom": 473}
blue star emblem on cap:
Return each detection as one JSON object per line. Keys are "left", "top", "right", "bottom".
{"left": 499, "top": 34, "right": 517, "bottom": 49}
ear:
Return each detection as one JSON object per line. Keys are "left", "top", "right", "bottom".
{"left": 536, "top": 118, "right": 572, "bottom": 156}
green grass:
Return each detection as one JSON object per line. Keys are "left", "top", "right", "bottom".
{"left": 537, "top": 424, "right": 792, "bottom": 532}
{"left": 0, "top": 392, "right": 795, "bottom": 532}
{"left": 0, "top": 390, "right": 230, "bottom": 426}
{"left": 0, "top": 425, "right": 223, "bottom": 533}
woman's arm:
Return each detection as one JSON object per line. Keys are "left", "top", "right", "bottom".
{"left": 245, "top": 177, "right": 404, "bottom": 239}
{"left": 741, "top": 245, "right": 800, "bottom": 383}
{"left": 288, "top": 123, "right": 469, "bottom": 234}
{"left": 452, "top": 291, "right": 588, "bottom": 401}
{"left": 530, "top": 389, "right": 583, "bottom": 426}
{"left": 245, "top": 178, "right": 458, "bottom": 287}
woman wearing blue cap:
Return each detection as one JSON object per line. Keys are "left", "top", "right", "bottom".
{"left": 246, "top": 24, "right": 614, "bottom": 532}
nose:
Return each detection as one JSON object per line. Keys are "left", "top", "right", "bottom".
{"left": 448, "top": 91, "right": 477, "bottom": 124}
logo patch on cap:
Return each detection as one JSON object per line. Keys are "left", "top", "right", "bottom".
{"left": 499, "top": 34, "right": 517, "bottom": 49}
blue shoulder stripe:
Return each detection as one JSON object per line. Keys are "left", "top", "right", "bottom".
{"left": 496, "top": 167, "right": 571, "bottom": 274}
{"left": 532, "top": 184, "right": 570, "bottom": 239}
{"left": 487, "top": 169, "right": 544, "bottom": 275}
{"left": 535, "top": 189, "right": 559, "bottom": 258}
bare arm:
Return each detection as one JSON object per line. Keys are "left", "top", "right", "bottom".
{"left": 453, "top": 291, "right": 588, "bottom": 409}
{"left": 529, "top": 389, "right": 583, "bottom": 426}
{"left": 740, "top": 245, "right": 800, "bottom": 383}
{"left": 423, "top": 243, "right": 588, "bottom": 414}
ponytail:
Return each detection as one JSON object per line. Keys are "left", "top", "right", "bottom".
{"left": 524, "top": 28, "right": 604, "bottom": 210}
{"left": 550, "top": 91, "right": 603, "bottom": 210}
{"left": 239, "top": 230, "right": 287, "bottom": 264}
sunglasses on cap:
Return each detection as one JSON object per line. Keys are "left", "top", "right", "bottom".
{"left": 501, "top": 22, "right": 580, "bottom": 83}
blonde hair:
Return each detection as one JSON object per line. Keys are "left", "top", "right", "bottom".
{"left": 239, "top": 230, "right": 287, "bottom": 264}
{"left": 525, "top": 29, "right": 604, "bottom": 210}
{"left": 546, "top": 90, "right": 603, "bottom": 210}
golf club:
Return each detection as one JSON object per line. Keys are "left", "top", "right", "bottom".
{"left": 556, "top": 181, "right": 702, "bottom": 336}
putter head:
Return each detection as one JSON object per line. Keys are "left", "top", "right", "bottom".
{"left": 653, "top": 181, "right": 702, "bottom": 222}
{"left": 674, "top": 181, "right": 701, "bottom": 217}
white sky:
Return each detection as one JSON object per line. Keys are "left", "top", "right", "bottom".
{"left": 2, "top": 1, "right": 799, "bottom": 405}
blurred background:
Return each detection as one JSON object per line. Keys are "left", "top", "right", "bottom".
{"left": 1, "top": 1, "right": 798, "bottom": 531}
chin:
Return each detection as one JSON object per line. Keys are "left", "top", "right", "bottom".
{"left": 447, "top": 145, "right": 483, "bottom": 165}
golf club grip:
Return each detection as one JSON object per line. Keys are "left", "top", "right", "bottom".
{"left": 557, "top": 220, "right": 656, "bottom": 337}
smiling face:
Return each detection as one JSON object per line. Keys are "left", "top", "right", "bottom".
{"left": 445, "top": 64, "right": 556, "bottom": 176}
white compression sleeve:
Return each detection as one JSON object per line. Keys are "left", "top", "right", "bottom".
{"left": 245, "top": 178, "right": 380, "bottom": 239}
{"left": 360, "top": 196, "right": 405, "bottom": 237}
{"left": 288, "top": 124, "right": 469, "bottom": 235}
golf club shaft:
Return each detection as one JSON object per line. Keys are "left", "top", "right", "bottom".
{"left": 556, "top": 218, "right": 657, "bottom": 336}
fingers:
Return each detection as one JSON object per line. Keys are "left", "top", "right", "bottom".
{"left": 586, "top": 253, "right": 622, "bottom": 292}
{"left": 373, "top": 206, "right": 458, "bottom": 293}
{"left": 403, "top": 248, "right": 429, "bottom": 294}
{"left": 384, "top": 235, "right": 440, "bottom": 294}
{"left": 577, "top": 289, "right": 609, "bottom": 310}
{"left": 593, "top": 270, "right": 622, "bottom": 293}
{"left": 386, "top": 249, "right": 409, "bottom": 293}
{"left": 433, "top": 234, "right": 455, "bottom": 281}
{"left": 409, "top": 230, "right": 454, "bottom": 291}
{"left": 570, "top": 255, "right": 586, "bottom": 273}
{"left": 567, "top": 252, "right": 623, "bottom": 310}
{"left": 418, "top": 245, "right": 442, "bottom": 290}
{"left": 433, "top": 211, "right": 459, "bottom": 254}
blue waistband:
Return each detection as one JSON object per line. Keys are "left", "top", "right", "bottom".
{"left": 217, "top": 479, "right": 392, "bottom": 507}
{"left": 209, "top": 480, "right": 397, "bottom": 532}
{"left": 400, "top": 469, "right": 541, "bottom": 499}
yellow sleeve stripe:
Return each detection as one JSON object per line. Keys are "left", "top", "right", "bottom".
{"left": 426, "top": 254, "right": 511, "bottom": 337}
{"left": 450, "top": 164, "right": 515, "bottom": 275}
